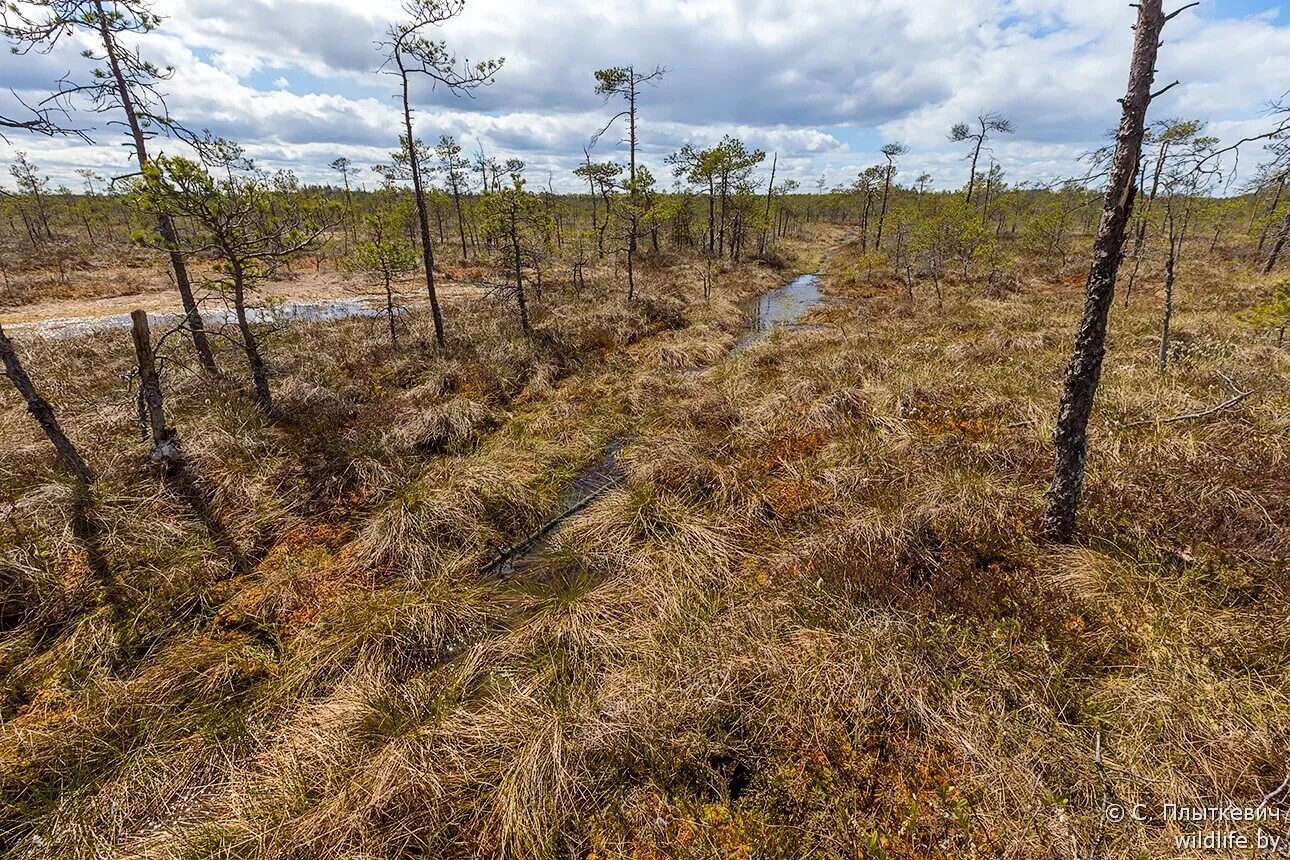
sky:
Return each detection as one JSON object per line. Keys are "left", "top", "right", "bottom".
{"left": 0, "top": 0, "right": 1287, "bottom": 194}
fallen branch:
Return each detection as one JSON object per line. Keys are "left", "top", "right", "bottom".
{"left": 1124, "top": 390, "right": 1254, "bottom": 428}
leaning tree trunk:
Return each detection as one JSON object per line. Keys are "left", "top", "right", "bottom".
{"left": 876, "top": 163, "right": 893, "bottom": 250}
{"left": 965, "top": 136, "right": 982, "bottom": 204}
{"left": 1263, "top": 206, "right": 1290, "bottom": 275}
{"left": 230, "top": 268, "right": 272, "bottom": 412}
{"left": 93, "top": 0, "right": 217, "bottom": 375}
{"left": 1041, "top": 0, "right": 1174, "bottom": 543}
{"left": 0, "top": 324, "right": 94, "bottom": 484}
{"left": 130, "top": 310, "right": 249, "bottom": 571}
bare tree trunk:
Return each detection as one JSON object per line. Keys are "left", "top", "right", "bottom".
{"left": 707, "top": 177, "right": 716, "bottom": 255}
{"left": 626, "top": 74, "right": 638, "bottom": 301}
{"left": 584, "top": 148, "right": 598, "bottom": 243}
{"left": 511, "top": 212, "right": 530, "bottom": 335}
{"left": 1263, "top": 206, "right": 1290, "bottom": 275}
{"left": 452, "top": 184, "right": 469, "bottom": 260}
{"left": 1042, "top": 0, "right": 1178, "bottom": 543}
{"left": 230, "top": 267, "right": 272, "bottom": 412}
{"left": 341, "top": 172, "right": 354, "bottom": 254}
{"left": 597, "top": 188, "right": 611, "bottom": 253}
{"left": 860, "top": 194, "right": 872, "bottom": 253}
{"left": 397, "top": 58, "right": 447, "bottom": 350}
{"left": 131, "top": 311, "right": 249, "bottom": 570}
{"left": 626, "top": 229, "right": 636, "bottom": 301}
{"left": 877, "top": 163, "right": 893, "bottom": 250}
{"left": 1158, "top": 201, "right": 1190, "bottom": 372}
{"left": 1256, "top": 176, "right": 1285, "bottom": 252}
{"left": 130, "top": 310, "right": 180, "bottom": 468}
{"left": 1122, "top": 142, "right": 1169, "bottom": 307}
{"left": 759, "top": 152, "right": 777, "bottom": 258}
{"left": 980, "top": 169, "right": 993, "bottom": 225}
{"left": 1, "top": 325, "right": 94, "bottom": 483}
{"left": 966, "top": 135, "right": 983, "bottom": 204}
{"left": 1158, "top": 248, "right": 1177, "bottom": 372}
{"left": 93, "top": 0, "right": 216, "bottom": 375}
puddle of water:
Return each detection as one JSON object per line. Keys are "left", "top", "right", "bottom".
{"left": 732, "top": 272, "right": 823, "bottom": 353}
{"left": 10, "top": 297, "right": 387, "bottom": 340}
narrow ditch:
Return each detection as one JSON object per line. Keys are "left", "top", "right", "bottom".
{"left": 484, "top": 269, "right": 828, "bottom": 576}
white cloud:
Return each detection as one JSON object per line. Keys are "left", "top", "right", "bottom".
{"left": 0, "top": 0, "right": 1285, "bottom": 192}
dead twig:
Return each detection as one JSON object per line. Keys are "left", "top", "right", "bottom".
{"left": 1124, "top": 390, "right": 1254, "bottom": 428}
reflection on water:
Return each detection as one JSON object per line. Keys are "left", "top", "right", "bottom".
{"left": 732, "top": 272, "right": 824, "bottom": 353}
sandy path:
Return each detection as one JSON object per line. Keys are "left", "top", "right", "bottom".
{"left": 0, "top": 269, "right": 479, "bottom": 336}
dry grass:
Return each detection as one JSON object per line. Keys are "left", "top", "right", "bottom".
{"left": 2, "top": 223, "right": 1287, "bottom": 859}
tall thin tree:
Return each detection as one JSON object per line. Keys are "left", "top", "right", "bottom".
{"left": 875, "top": 141, "right": 908, "bottom": 251}
{"left": 591, "top": 64, "right": 666, "bottom": 300}
{"left": 436, "top": 134, "right": 472, "bottom": 261}
{"left": 949, "top": 112, "right": 1014, "bottom": 204}
{"left": 330, "top": 156, "right": 356, "bottom": 253}
{"left": 1041, "top": 0, "right": 1198, "bottom": 542}
{"left": 382, "top": 0, "right": 501, "bottom": 349}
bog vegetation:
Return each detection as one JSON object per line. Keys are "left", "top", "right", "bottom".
{"left": 0, "top": 0, "right": 1288, "bottom": 858}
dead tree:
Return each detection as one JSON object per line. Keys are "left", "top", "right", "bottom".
{"left": 130, "top": 310, "right": 180, "bottom": 468}
{"left": 1041, "top": 0, "right": 1197, "bottom": 543}
{"left": 0, "top": 324, "right": 94, "bottom": 484}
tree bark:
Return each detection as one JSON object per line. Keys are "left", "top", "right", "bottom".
{"left": 130, "top": 310, "right": 180, "bottom": 468}
{"left": 1041, "top": 0, "right": 1172, "bottom": 542}
{"left": 397, "top": 56, "right": 447, "bottom": 350}
{"left": 626, "top": 72, "right": 638, "bottom": 300}
{"left": 966, "top": 133, "right": 983, "bottom": 205}
{"left": 1263, "top": 206, "right": 1290, "bottom": 275}
{"left": 511, "top": 209, "right": 531, "bottom": 335}
{"left": 876, "top": 160, "right": 893, "bottom": 250}
{"left": 92, "top": 0, "right": 216, "bottom": 375}
{"left": 129, "top": 312, "right": 248, "bottom": 571}
{"left": 0, "top": 324, "right": 94, "bottom": 484}
{"left": 1257, "top": 177, "right": 1285, "bottom": 253}
{"left": 452, "top": 182, "right": 469, "bottom": 260}
{"left": 230, "top": 266, "right": 272, "bottom": 412}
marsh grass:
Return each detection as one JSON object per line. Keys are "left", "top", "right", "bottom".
{"left": 2, "top": 224, "right": 1287, "bottom": 858}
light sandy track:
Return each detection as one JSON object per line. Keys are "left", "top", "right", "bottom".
{"left": 0, "top": 272, "right": 480, "bottom": 337}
